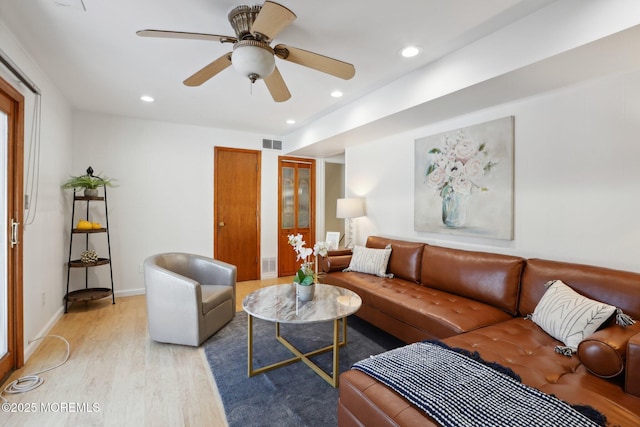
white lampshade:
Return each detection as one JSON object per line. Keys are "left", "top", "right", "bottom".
{"left": 336, "top": 198, "right": 365, "bottom": 219}
{"left": 232, "top": 41, "right": 275, "bottom": 83}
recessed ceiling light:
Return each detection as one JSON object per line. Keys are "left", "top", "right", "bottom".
{"left": 140, "top": 95, "right": 154, "bottom": 102}
{"left": 330, "top": 90, "right": 343, "bottom": 98}
{"left": 400, "top": 46, "right": 421, "bottom": 58}
{"left": 286, "top": 119, "right": 296, "bottom": 125}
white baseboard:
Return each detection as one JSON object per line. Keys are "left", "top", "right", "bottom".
{"left": 24, "top": 306, "right": 64, "bottom": 362}
{"left": 115, "top": 288, "right": 145, "bottom": 297}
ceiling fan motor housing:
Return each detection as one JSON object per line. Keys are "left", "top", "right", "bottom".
{"left": 232, "top": 40, "right": 275, "bottom": 82}
{"left": 228, "top": 5, "right": 262, "bottom": 40}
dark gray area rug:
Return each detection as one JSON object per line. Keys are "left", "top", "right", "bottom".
{"left": 203, "top": 311, "right": 403, "bottom": 427}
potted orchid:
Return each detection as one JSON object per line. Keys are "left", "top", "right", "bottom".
{"left": 288, "top": 234, "right": 329, "bottom": 301}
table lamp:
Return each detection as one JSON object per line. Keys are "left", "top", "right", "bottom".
{"left": 336, "top": 198, "right": 365, "bottom": 249}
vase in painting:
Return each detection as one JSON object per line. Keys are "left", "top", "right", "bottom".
{"left": 442, "top": 189, "right": 469, "bottom": 228}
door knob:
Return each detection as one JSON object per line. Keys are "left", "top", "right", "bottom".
{"left": 218, "top": 222, "right": 225, "bottom": 227}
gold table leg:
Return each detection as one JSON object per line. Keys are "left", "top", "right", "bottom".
{"left": 246, "top": 315, "right": 348, "bottom": 387}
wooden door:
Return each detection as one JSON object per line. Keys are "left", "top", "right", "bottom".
{"left": 278, "top": 156, "right": 315, "bottom": 277}
{"left": 0, "top": 77, "right": 24, "bottom": 382}
{"left": 214, "top": 148, "right": 260, "bottom": 282}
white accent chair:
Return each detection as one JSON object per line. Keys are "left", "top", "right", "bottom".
{"left": 144, "top": 253, "right": 236, "bottom": 346}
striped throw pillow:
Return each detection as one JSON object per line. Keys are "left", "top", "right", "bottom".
{"left": 343, "top": 244, "right": 393, "bottom": 278}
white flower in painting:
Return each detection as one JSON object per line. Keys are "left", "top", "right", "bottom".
{"left": 445, "top": 148, "right": 457, "bottom": 162}
{"left": 427, "top": 166, "right": 447, "bottom": 189}
{"left": 446, "top": 160, "right": 464, "bottom": 178}
{"left": 464, "top": 158, "right": 484, "bottom": 179}
{"left": 452, "top": 174, "right": 473, "bottom": 194}
{"left": 424, "top": 130, "right": 496, "bottom": 198}
{"left": 454, "top": 138, "right": 478, "bottom": 161}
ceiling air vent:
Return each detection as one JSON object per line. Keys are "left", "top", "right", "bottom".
{"left": 262, "top": 139, "right": 282, "bottom": 150}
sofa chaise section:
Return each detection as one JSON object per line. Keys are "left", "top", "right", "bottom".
{"left": 333, "top": 239, "right": 640, "bottom": 426}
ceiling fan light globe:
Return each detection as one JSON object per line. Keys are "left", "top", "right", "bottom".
{"left": 232, "top": 43, "right": 275, "bottom": 82}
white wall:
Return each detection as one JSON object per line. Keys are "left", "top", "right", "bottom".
{"left": 71, "top": 112, "right": 282, "bottom": 295}
{"left": 286, "top": 0, "right": 640, "bottom": 154}
{"left": 348, "top": 69, "right": 640, "bottom": 273}
{"left": 0, "top": 21, "right": 73, "bottom": 358}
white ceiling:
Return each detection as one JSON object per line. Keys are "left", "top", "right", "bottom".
{"left": 0, "top": 0, "right": 555, "bottom": 137}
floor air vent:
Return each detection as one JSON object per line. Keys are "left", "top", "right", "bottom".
{"left": 262, "top": 257, "right": 277, "bottom": 274}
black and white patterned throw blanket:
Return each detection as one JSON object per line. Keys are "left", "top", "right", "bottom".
{"left": 353, "top": 341, "right": 606, "bottom": 427}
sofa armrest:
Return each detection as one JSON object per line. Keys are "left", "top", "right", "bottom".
{"left": 578, "top": 323, "right": 640, "bottom": 378}
{"left": 328, "top": 249, "right": 353, "bottom": 256}
{"left": 626, "top": 332, "right": 640, "bottom": 396}
{"left": 319, "top": 249, "right": 352, "bottom": 273}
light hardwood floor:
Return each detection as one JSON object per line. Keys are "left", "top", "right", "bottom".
{"left": 0, "top": 277, "right": 291, "bottom": 427}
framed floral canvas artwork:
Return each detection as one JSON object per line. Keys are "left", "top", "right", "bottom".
{"left": 414, "top": 116, "right": 514, "bottom": 240}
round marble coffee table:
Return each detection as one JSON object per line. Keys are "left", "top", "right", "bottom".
{"left": 242, "top": 283, "right": 362, "bottom": 387}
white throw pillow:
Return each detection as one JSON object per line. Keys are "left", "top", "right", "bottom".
{"left": 531, "top": 280, "right": 615, "bottom": 351}
{"left": 343, "top": 244, "right": 393, "bottom": 278}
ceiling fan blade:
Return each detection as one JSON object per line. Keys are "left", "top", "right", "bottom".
{"left": 183, "top": 53, "right": 232, "bottom": 86}
{"left": 274, "top": 44, "right": 355, "bottom": 80}
{"left": 250, "top": 1, "right": 296, "bottom": 41}
{"left": 137, "top": 29, "right": 236, "bottom": 43}
{"left": 264, "top": 67, "right": 291, "bottom": 102}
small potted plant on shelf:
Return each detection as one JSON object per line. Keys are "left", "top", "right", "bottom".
{"left": 62, "top": 166, "right": 115, "bottom": 197}
{"left": 288, "top": 234, "right": 329, "bottom": 301}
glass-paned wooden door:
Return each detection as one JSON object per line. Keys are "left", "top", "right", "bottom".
{"left": 278, "top": 157, "right": 315, "bottom": 277}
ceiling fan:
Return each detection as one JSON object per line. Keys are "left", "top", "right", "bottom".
{"left": 137, "top": 1, "right": 356, "bottom": 102}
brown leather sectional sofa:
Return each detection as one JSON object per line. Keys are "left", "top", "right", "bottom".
{"left": 320, "top": 236, "right": 640, "bottom": 426}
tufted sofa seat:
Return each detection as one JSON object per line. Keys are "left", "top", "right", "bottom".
{"left": 322, "top": 236, "right": 640, "bottom": 426}
{"left": 324, "top": 271, "right": 514, "bottom": 342}
{"left": 321, "top": 236, "right": 525, "bottom": 343}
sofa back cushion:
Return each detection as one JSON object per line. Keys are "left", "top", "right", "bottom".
{"left": 520, "top": 258, "right": 640, "bottom": 319}
{"left": 420, "top": 245, "right": 524, "bottom": 315}
{"left": 366, "top": 236, "right": 425, "bottom": 283}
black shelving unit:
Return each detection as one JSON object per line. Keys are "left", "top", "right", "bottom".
{"left": 64, "top": 185, "right": 115, "bottom": 312}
